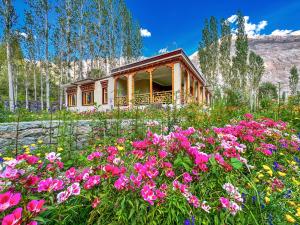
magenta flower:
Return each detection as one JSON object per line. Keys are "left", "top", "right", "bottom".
{"left": 182, "top": 172, "right": 193, "bottom": 183}
{"left": 45, "top": 152, "right": 61, "bottom": 163}
{"left": 27, "top": 221, "right": 38, "bottom": 225}
{"left": 83, "top": 175, "right": 100, "bottom": 190}
{"left": 0, "top": 192, "right": 21, "bottom": 212}
{"left": 2, "top": 207, "right": 22, "bottom": 225}
{"left": 65, "top": 167, "right": 77, "bottom": 179}
{"left": 220, "top": 197, "right": 230, "bottom": 208}
{"left": 114, "top": 175, "right": 129, "bottom": 190}
{"left": 38, "top": 178, "right": 64, "bottom": 192}
{"left": 27, "top": 199, "right": 45, "bottom": 214}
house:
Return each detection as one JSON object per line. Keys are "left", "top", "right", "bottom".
{"left": 64, "top": 49, "right": 212, "bottom": 112}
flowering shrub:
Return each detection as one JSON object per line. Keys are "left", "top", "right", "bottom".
{"left": 0, "top": 114, "right": 300, "bottom": 224}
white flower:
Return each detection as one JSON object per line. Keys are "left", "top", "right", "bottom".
{"left": 201, "top": 201, "right": 211, "bottom": 213}
{"left": 45, "top": 152, "right": 61, "bottom": 163}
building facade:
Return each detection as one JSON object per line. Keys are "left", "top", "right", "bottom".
{"left": 64, "top": 49, "right": 211, "bottom": 112}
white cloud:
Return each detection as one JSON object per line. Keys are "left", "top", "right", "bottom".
{"left": 16, "top": 32, "right": 28, "bottom": 39}
{"left": 227, "top": 14, "right": 300, "bottom": 37}
{"left": 227, "top": 15, "right": 267, "bottom": 37}
{"left": 271, "top": 29, "right": 300, "bottom": 36}
{"left": 140, "top": 28, "right": 151, "bottom": 37}
{"left": 158, "top": 48, "right": 168, "bottom": 54}
{"left": 227, "top": 15, "right": 237, "bottom": 23}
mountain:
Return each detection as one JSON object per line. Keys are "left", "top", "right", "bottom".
{"left": 189, "top": 35, "right": 300, "bottom": 94}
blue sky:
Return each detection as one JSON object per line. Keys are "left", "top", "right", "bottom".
{"left": 126, "top": 0, "right": 300, "bottom": 56}
{"left": 12, "top": 0, "right": 300, "bottom": 57}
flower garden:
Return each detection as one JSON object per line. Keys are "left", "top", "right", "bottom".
{"left": 0, "top": 112, "right": 300, "bottom": 225}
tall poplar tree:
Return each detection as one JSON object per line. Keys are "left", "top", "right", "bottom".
{"left": 232, "top": 11, "right": 248, "bottom": 91}
{"left": 0, "top": 0, "right": 17, "bottom": 111}
{"left": 219, "top": 18, "right": 232, "bottom": 89}
{"left": 248, "top": 51, "right": 264, "bottom": 111}
{"left": 289, "top": 66, "right": 299, "bottom": 95}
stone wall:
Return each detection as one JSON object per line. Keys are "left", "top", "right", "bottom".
{"left": 0, "top": 119, "right": 139, "bottom": 150}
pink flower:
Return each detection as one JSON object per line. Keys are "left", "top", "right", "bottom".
{"left": 114, "top": 175, "right": 129, "bottom": 190}
{"left": 158, "top": 150, "right": 168, "bottom": 159}
{"left": 141, "top": 185, "right": 157, "bottom": 205}
{"left": 229, "top": 201, "right": 241, "bottom": 215}
{"left": 83, "top": 175, "right": 100, "bottom": 190}
{"left": 26, "top": 156, "right": 39, "bottom": 165}
{"left": 87, "top": 152, "right": 102, "bottom": 161}
{"left": 2, "top": 207, "right": 22, "bottom": 225}
{"left": 38, "top": 178, "right": 64, "bottom": 192}
{"left": 188, "top": 195, "right": 200, "bottom": 208}
{"left": 0, "top": 192, "right": 21, "bottom": 212}
{"left": 57, "top": 191, "right": 71, "bottom": 204}
{"left": 182, "top": 172, "right": 193, "bottom": 183}
{"left": 25, "top": 175, "right": 40, "bottom": 187}
{"left": 27, "top": 221, "right": 38, "bottom": 225}
{"left": 165, "top": 169, "right": 175, "bottom": 178}
{"left": 26, "top": 200, "right": 45, "bottom": 214}
{"left": 65, "top": 167, "right": 76, "bottom": 179}
{"left": 45, "top": 152, "right": 61, "bottom": 163}
{"left": 220, "top": 197, "right": 230, "bottom": 208}
{"left": 201, "top": 201, "right": 211, "bottom": 213}
{"left": 92, "top": 198, "right": 100, "bottom": 208}
{"left": 0, "top": 167, "right": 19, "bottom": 179}
{"left": 244, "top": 113, "right": 253, "bottom": 120}
{"left": 67, "top": 183, "right": 81, "bottom": 195}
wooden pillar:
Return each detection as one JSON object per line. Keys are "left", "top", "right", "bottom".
{"left": 197, "top": 81, "right": 201, "bottom": 105}
{"left": 132, "top": 73, "right": 135, "bottom": 105}
{"left": 192, "top": 77, "right": 195, "bottom": 102}
{"left": 146, "top": 68, "right": 154, "bottom": 104}
{"left": 203, "top": 86, "right": 206, "bottom": 104}
{"left": 187, "top": 71, "right": 190, "bottom": 103}
{"left": 114, "top": 77, "right": 118, "bottom": 106}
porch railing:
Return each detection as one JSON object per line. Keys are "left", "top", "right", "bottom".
{"left": 115, "top": 96, "right": 128, "bottom": 106}
{"left": 115, "top": 91, "right": 174, "bottom": 106}
{"left": 153, "top": 91, "right": 172, "bottom": 104}
{"left": 134, "top": 93, "right": 150, "bottom": 105}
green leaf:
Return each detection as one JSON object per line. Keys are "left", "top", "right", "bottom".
{"left": 230, "top": 158, "right": 243, "bottom": 170}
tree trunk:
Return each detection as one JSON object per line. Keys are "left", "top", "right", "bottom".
{"left": 6, "top": 41, "right": 15, "bottom": 111}
{"left": 59, "top": 61, "right": 63, "bottom": 110}
{"left": 25, "top": 65, "right": 29, "bottom": 110}
{"left": 33, "top": 63, "right": 37, "bottom": 101}
{"left": 45, "top": 13, "right": 50, "bottom": 110}
{"left": 40, "top": 66, "right": 44, "bottom": 110}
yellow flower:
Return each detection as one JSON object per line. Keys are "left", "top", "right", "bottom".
{"left": 31, "top": 144, "right": 36, "bottom": 147}
{"left": 38, "top": 140, "right": 43, "bottom": 144}
{"left": 3, "top": 157, "right": 13, "bottom": 161}
{"left": 254, "top": 178, "right": 260, "bottom": 183}
{"left": 288, "top": 201, "right": 296, "bottom": 206}
{"left": 266, "top": 170, "right": 273, "bottom": 176}
{"left": 36, "top": 153, "right": 41, "bottom": 157}
{"left": 266, "top": 192, "right": 271, "bottom": 196}
{"left": 38, "top": 160, "right": 42, "bottom": 164}
{"left": 285, "top": 214, "right": 296, "bottom": 223}
{"left": 280, "top": 152, "right": 284, "bottom": 156}
{"left": 258, "top": 173, "right": 264, "bottom": 179}
{"left": 265, "top": 197, "right": 270, "bottom": 204}
{"left": 291, "top": 161, "right": 297, "bottom": 166}
{"left": 23, "top": 145, "right": 29, "bottom": 149}
{"left": 57, "top": 147, "right": 63, "bottom": 152}
{"left": 263, "top": 165, "right": 272, "bottom": 171}
{"left": 117, "top": 146, "right": 124, "bottom": 151}
{"left": 278, "top": 172, "right": 286, "bottom": 177}
{"left": 292, "top": 177, "right": 300, "bottom": 186}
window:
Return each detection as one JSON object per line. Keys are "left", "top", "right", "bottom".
{"left": 101, "top": 80, "right": 108, "bottom": 105}
{"left": 68, "top": 93, "right": 76, "bottom": 107}
{"left": 82, "top": 91, "right": 94, "bottom": 106}
{"left": 102, "top": 87, "right": 108, "bottom": 104}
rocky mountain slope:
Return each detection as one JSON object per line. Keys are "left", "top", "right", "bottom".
{"left": 189, "top": 35, "right": 300, "bottom": 94}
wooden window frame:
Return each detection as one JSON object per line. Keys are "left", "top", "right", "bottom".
{"left": 101, "top": 80, "right": 108, "bottom": 105}
{"left": 82, "top": 91, "right": 94, "bottom": 106}
{"left": 67, "top": 93, "right": 76, "bottom": 107}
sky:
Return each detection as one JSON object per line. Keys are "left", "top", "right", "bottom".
{"left": 126, "top": 0, "right": 300, "bottom": 56}
{"left": 11, "top": 0, "right": 300, "bottom": 57}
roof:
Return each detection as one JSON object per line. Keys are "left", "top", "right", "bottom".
{"left": 64, "top": 49, "right": 207, "bottom": 87}
{"left": 111, "top": 49, "right": 206, "bottom": 84}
